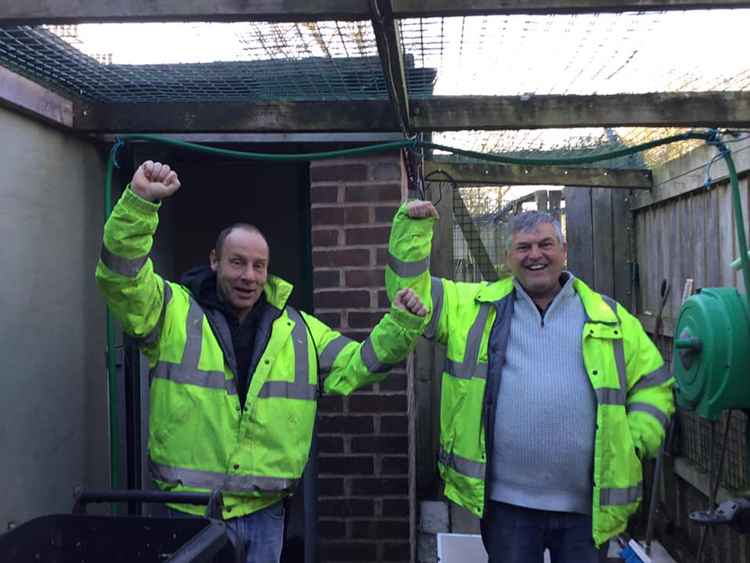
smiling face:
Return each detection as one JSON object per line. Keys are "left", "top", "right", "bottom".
{"left": 210, "top": 227, "right": 269, "bottom": 321}
{"left": 506, "top": 221, "right": 567, "bottom": 307}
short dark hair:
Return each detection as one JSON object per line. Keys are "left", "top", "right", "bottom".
{"left": 214, "top": 223, "right": 267, "bottom": 257}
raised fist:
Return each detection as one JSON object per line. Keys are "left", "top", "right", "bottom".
{"left": 131, "top": 160, "right": 181, "bottom": 202}
{"left": 406, "top": 200, "right": 439, "bottom": 220}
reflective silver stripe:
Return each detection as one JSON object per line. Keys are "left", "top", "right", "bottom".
{"left": 628, "top": 402, "right": 669, "bottom": 430}
{"left": 600, "top": 483, "right": 642, "bottom": 506}
{"left": 319, "top": 335, "right": 354, "bottom": 374}
{"left": 151, "top": 460, "right": 297, "bottom": 493}
{"left": 630, "top": 367, "right": 672, "bottom": 395}
{"left": 360, "top": 336, "right": 394, "bottom": 373}
{"left": 387, "top": 251, "right": 430, "bottom": 278}
{"left": 100, "top": 245, "right": 148, "bottom": 278}
{"left": 150, "top": 297, "right": 237, "bottom": 395}
{"left": 140, "top": 283, "right": 172, "bottom": 348}
{"left": 444, "top": 359, "right": 488, "bottom": 380}
{"left": 151, "top": 363, "right": 232, "bottom": 392}
{"left": 438, "top": 448, "right": 485, "bottom": 479}
{"left": 424, "top": 277, "right": 444, "bottom": 340}
{"left": 595, "top": 387, "right": 625, "bottom": 405}
{"left": 444, "top": 304, "right": 490, "bottom": 380}
{"left": 258, "top": 307, "right": 317, "bottom": 400}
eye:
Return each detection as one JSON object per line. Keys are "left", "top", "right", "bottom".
{"left": 230, "top": 258, "right": 242, "bottom": 266}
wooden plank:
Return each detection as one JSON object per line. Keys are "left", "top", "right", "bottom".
{"left": 692, "top": 192, "right": 707, "bottom": 291}
{"left": 718, "top": 183, "right": 737, "bottom": 288}
{"left": 706, "top": 183, "right": 722, "bottom": 288}
{"left": 413, "top": 92, "right": 750, "bottom": 131}
{"left": 611, "top": 189, "right": 632, "bottom": 309}
{"left": 591, "top": 187, "right": 614, "bottom": 296}
{"left": 668, "top": 202, "right": 681, "bottom": 321}
{"left": 563, "top": 187, "right": 594, "bottom": 285}
{"left": 549, "top": 191, "right": 562, "bottom": 222}
{"left": 424, "top": 161, "right": 652, "bottom": 189}
{"left": 0, "top": 1, "right": 371, "bottom": 24}
{"left": 0, "top": 66, "right": 74, "bottom": 128}
{"left": 76, "top": 92, "right": 750, "bottom": 133}
{"left": 392, "top": 0, "right": 750, "bottom": 17}
{"left": 632, "top": 135, "right": 750, "bottom": 211}
{"left": 634, "top": 210, "right": 648, "bottom": 314}
{"left": 6, "top": 0, "right": 749, "bottom": 23}
{"left": 371, "top": 0, "right": 411, "bottom": 134}
{"left": 535, "top": 190, "right": 548, "bottom": 213}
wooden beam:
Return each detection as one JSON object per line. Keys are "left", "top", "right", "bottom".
{"left": 391, "top": 0, "right": 750, "bottom": 17}
{"left": 425, "top": 160, "right": 652, "bottom": 189}
{"left": 411, "top": 93, "right": 750, "bottom": 130}
{"left": 74, "top": 92, "right": 750, "bottom": 132}
{"left": 0, "top": 66, "right": 74, "bottom": 129}
{"left": 3, "top": 0, "right": 749, "bottom": 24}
{"left": 371, "top": 0, "right": 411, "bottom": 134}
{"left": 0, "top": 1, "right": 372, "bottom": 24}
{"left": 74, "top": 100, "right": 400, "bottom": 133}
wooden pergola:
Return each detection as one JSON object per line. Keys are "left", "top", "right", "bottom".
{"left": 2, "top": 0, "right": 750, "bottom": 191}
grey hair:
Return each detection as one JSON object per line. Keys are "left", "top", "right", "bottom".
{"left": 504, "top": 211, "right": 564, "bottom": 250}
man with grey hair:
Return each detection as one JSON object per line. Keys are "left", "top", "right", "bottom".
{"left": 386, "top": 200, "right": 674, "bottom": 562}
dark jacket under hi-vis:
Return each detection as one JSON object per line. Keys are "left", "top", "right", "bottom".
{"left": 96, "top": 187, "right": 425, "bottom": 518}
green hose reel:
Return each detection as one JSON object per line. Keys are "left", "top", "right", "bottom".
{"left": 673, "top": 142, "right": 750, "bottom": 421}
{"left": 673, "top": 288, "right": 750, "bottom": 420}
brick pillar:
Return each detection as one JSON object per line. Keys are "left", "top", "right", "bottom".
{"left": 310, "top": 155, "right": 411, "bottom": 562}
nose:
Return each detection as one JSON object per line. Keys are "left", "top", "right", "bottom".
{"left": 240, "top": 265, "right": 257, "bottom": 282}
{"left": 528, "top": 244, "right": 543, "bottom": 260}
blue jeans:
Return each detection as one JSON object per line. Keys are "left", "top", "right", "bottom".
{"left": 481, "top": 501, "right": 601, "bottom": 563}
{"left": 168, "top": 501, "right": 285, "bottom": 563}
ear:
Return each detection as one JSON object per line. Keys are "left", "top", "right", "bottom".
{"left": 209, "top": 249, "right": 219, "bottom": 272}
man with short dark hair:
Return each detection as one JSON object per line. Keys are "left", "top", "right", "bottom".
{"left": 386, "top": 200, "right": 674, "bottom": 562}
{"left": 96, "top": 160, "right": 428, "bottom": 563}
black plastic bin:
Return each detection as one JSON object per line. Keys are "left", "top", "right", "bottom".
{"left": 0, "top": 489, "right": 242, "bottom": 563}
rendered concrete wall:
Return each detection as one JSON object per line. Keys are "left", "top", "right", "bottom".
{"left": 0, "top": 106, "right": 108, "bottom": 527}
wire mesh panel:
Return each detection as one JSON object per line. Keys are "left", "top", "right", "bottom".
{"left": 0, "top": 23, "right": 435, "bottom": 102}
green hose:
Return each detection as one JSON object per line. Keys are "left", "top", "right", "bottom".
{"left": 101, "top": 128, "right": 735, "bottom": 491}
{"left": 720, "top": 146, "right": 750, "bottom": 296}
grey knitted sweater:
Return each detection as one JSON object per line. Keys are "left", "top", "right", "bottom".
{"left": 489, "top": 274, "right": 597, "bottom": 514}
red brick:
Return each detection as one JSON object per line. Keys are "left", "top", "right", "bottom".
{"left": 318, "top": 436, "right": 344, "bottom": 454}
{"left": 379, "top": 373, "right": 407, "bottom": 392}
{"left": 382, "top": 456, "right": 409, "bottom": 475}
{"left": 314, "top": 270, "right": 341, "bottom": 290}
{"left": 315, "top": 289, "right": 371, "bottom": 309}
{"left": 312, "top": 228, "right": 340, "bottom": 247}
{"left": 351, "top": 435, "right": 408, "bottom": 454}
{"left": 344, "top": 206, "right": 371, "bottom": 225}
{"left": 349, "top": 394, "right": 407, "bottom": 413}
{"left": 378, "top": 289, "right": 390, "bottom": 308}
{"left": 319, "top": 519, "right": 347, "bottom": 538}
{"left": 319, "top": 477, "right": 345, "bottom": 496}
{"left": 311, "top": 206, "right": 346, "bottom": 225}
{"left": 315, "top": 311, "right": 342, "bottom": 329}
{"left": 319, "top": 455, "right": 374, "bottom": 475}
{"left": 345, "top": 269, "right": 385, "bottom": 288}
{"left": 376, "top": 248, "right": 390, "bottom": 266}
{"left": 351, "top": 477, "right": 408, "bottom": 496}
{"left": 319, "top": 395, "right": 344, "bottom": 414}
{"left": 311, "top": 163, "right": 368, "bottom": 182}
{"left": 351, "top": 519, "right": 410, "bottom": 540}
{"left": 381, "top": 415, "right": 408, "bottom": 434}
{"left": 345, "top": 184, "right": 401, "bottom": 203}
{"left": 348, "top": 311, "right": 386, "bottom": 329}
{"left": 370, "top": 161, "right": 401, "bottom": 182}
{"left": 319, "top": 499, "right": 374, "bottom": 517}
{"left": 319, "top": 415, "right": 374, "bottom": 435}
{"left": 375, "top": 205, "right": 400, "bottom": 223}
{"left": 320, "top": 541, "right": 377, "bottom": 561}
{"left": 382, "top": 499, "right": 409, "bottom": 517}
{"left": 313, "top": 249, "right": 370, "bottom": 268}
{"left": 346, "top": 226, "right": 391, "bottom": 245}
{"left": 383, "top": 541, "right": 411, "bottom": 561}
{"left": 311, "top": 184, "right": 340, "bottom": 204}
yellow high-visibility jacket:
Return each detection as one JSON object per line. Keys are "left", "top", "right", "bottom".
{"left": 96, "top": 187, "right": 425, "bottom": 518}
{"left": 385, "top": 202, "right": 674, "bottom": 545}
